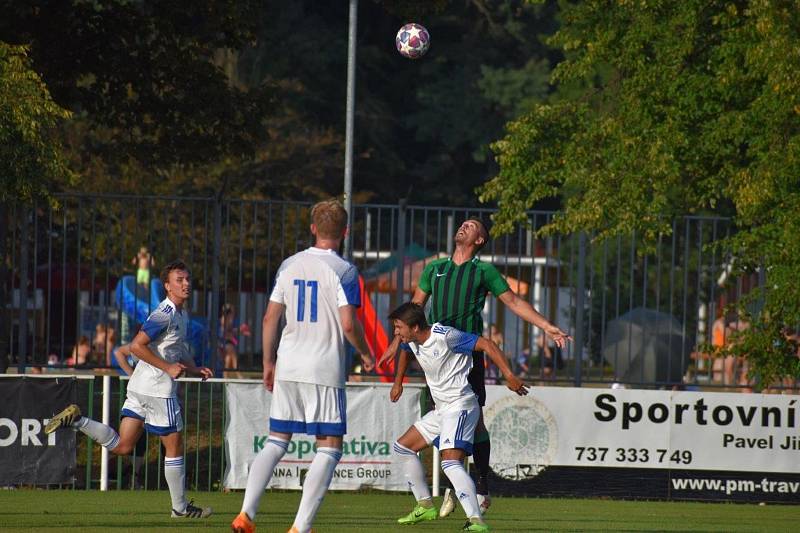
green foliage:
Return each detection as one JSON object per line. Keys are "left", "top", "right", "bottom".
{"left": 1, "top": 0, "right": 273, "bottom": 196}
{"left": 480, "top": 0, "right": 800, "bottom": 387}
{"left": 0, "top": 43, "right": 74, "bottom": 203}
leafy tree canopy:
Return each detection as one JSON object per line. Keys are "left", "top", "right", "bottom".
{"left": 0, "top": 42, "right": 74, "bottom": 203}
{"left": 480, "top": 0, "right": 800, "bottom": 386}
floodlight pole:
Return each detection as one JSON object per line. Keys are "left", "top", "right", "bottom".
{"left": 343, "top": 0, "right": 358, "bottom": 260}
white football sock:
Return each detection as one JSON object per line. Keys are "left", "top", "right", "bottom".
{"left": 442, "top": 459, "right": 481, "bottom": 518}
{"left": 240, "top": 436, "right": 289, "bottom": 519}
{"left": 394, "top": 441, "right": 432, "bottom": 502}
{"left": 164, "top": 456, "right": 187, "bottom": 512}
{"left": 292, "top": 447, "right": 342, "bottom": 532}
{"left": 74, "top": 417, "right": 120, "bottom": 450}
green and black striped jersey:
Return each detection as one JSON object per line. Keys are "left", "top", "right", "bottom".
{"left": 417, "top": 256, "right": 510, "bottom": 335}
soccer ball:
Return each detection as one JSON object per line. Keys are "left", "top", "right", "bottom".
{"left": 395, "top": 23, "right": 430, "bottom": 59}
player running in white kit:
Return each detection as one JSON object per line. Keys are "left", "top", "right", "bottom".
{"left": 387, "top": 302, "right": 527, "bottom": 532}
{"left": 45, "top": 260, "right": 213, "bottom": 518}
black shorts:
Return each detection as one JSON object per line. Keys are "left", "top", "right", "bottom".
{"left": 469, "top": 351, "right": 486, "bottom": 406}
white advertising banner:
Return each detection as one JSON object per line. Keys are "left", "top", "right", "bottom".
{"left": 484, "top": 385, "right": 800, "bottom": 477}
{"left": 224, "top": 382, "right": 424, "bottom": 490}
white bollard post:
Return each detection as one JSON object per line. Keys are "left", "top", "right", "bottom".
{"left": 100, "top": 374, "right": 111, "bottom": 491}
{"left": 432, "top": 446, "right": 441, "bottom": 496}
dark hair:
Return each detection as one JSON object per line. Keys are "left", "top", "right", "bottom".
{"left": 160, "top": 260, "right": 191, "bottom": 285}
{"left": 465, "top": 217, "right": 490, "bottom": 251}
{"left": 388, "top": 302, "right": 428, "bottom": 329}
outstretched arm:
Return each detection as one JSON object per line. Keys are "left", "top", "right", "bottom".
{"left": 474, "top": 336, "right": 528, "bottom": 396}
{"left": 498, "top": 290, "right": 572, "bottom": 348}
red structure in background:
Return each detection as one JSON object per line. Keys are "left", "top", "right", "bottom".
{"left": 357, "top": 276, "right": 394, "bottom": 382}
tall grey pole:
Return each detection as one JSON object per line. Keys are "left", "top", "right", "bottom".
{"left": 343, "top": 0, "right": 358, "bottom": 260}
{"left": 573, "top": 232, "right": 587, "bottom": 387}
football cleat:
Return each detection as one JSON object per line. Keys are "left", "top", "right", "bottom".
{"left": 438, "top": 488, "right": 457, "bottom": 518}
{"left": 172, "top": 500, "right": 212, "bottom": 518}
{"left": 398, "top": 504, "right": 438, "bottom": 525}
{"left": 462, "top": 519, "right": 491, "bottom": 532}
{"left": 44, "top": 404, "right": 81, "bottom": 434}
{"left": 231, "top": 511, "right": 255, "bottom": 532}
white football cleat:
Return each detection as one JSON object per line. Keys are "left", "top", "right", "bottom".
{"left": 438, "top": 488, "right": 457, "bottom": 518}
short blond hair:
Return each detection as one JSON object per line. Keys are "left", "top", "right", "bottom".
{"left": 310, "top": 199, "right": 348, "bottom": 239}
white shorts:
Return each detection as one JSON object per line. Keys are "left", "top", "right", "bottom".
{"left": 121, "top": 390, "right": 183, "bottom": 436}
{"left": 269, "top": 380, "right": 346, "bottom": 436}
{"left": 414, "top": 401, "right": 480, "bottom": 455}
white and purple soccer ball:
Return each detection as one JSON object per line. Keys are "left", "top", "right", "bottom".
{"left": 395, "top": 23, "right": 430, "bottom": 59}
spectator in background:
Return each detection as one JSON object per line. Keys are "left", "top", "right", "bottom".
{"left": 220, "top": 303, "right": 251, "bottom": 378}
{"left": 67, "top": 336, "right": 91, "bottom": 367}
{"left": 132, "top": 246, "right": 156, "bottom": 288}
{"left": 537, "top": 331, "right": 564, "bottom": 378}
{"left": 515, "top": 347, "right": 531, "bottom": 378}
{"left": 93, "top": 324, "right": 117, "bottom": 367}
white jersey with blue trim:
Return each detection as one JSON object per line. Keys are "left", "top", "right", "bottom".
{"left": 127, "top": 297, "right": 190, "bottom": 398}
{"left": 402, "top": 323, "right": 479, "bottom": 410}
{"left": 270, "top": 246, "right": 361, "bottom": 388}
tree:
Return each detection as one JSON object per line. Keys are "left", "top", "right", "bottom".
{"left": 0, "top": 0, "right": 273, "bottom": 196}
{"left": 479, "top": 0, "right": 800, "bottom": 387}
{"left": 0, "top": 42, "right": 75, "bottom": 371}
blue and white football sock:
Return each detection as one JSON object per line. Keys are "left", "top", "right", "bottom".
{"left": 292, "top": 447, "right": 342, "bottom": 532}
{"left": 442, "top": 459, "right": 481, "bottom": 519}
{"left": 241, "top": 436, "right": 289, "bottom": 519}
{"left": 394, "top": 441, "right": 432, "bottom": 504}
{"left": 73, "top": 417, "right": 120, "bottom": 450}
{"left": 164, "top": 456, "right": 187, "bottom": 513}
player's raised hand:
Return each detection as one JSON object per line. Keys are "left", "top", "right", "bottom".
{"left": 505, "top": 375, "right": 529, "bottom": 396}
{"left": 545, "top": 324, "right": 572, "bottom": 349}
{"left": 390, "top": 382, "right": 403, "bottom": 402}
{"left": 263, "top": 363, "right": 275, "bottom": 392}
{"left": 166, "top": 362, "right": 186, "bottom": 379}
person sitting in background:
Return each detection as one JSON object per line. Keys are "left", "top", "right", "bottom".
{"left": 93, "top": 324, "right": 117, "bottom": 367}
{"left": 537, "top": 331, "right": 563, "bottom": 378}
{"left": 66, "top": 336, "right": 91, "bottom": 367}
{"left": 516, "top": 347, "right": 531, "bottom": 377}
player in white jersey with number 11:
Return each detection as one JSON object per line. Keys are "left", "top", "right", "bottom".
{"left": 232, "top": 199, "right": 374, "bottom": 533}
{"left": 388, "top": 302, "right": 527, "bottom": 532}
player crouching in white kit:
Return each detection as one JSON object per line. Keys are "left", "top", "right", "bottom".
{"left": 389, "top": 303, "right": 528, "bottom": 531}
{"left": 388, "top": 302, "right": 528, "bottom": 532}
{"left": 45, "top": 260, "right": 213, "bottom": 519}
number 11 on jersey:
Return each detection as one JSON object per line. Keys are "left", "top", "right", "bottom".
{"left": 293, "top": 279, "right": 318, "bottom": 322}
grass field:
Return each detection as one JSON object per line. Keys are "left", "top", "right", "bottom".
{"left": 0, "top": 490, "right": 795, "bottom": 532}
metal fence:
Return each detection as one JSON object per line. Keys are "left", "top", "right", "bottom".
{"left": 5, "top": 193, "right": 758, "bottom": 388}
